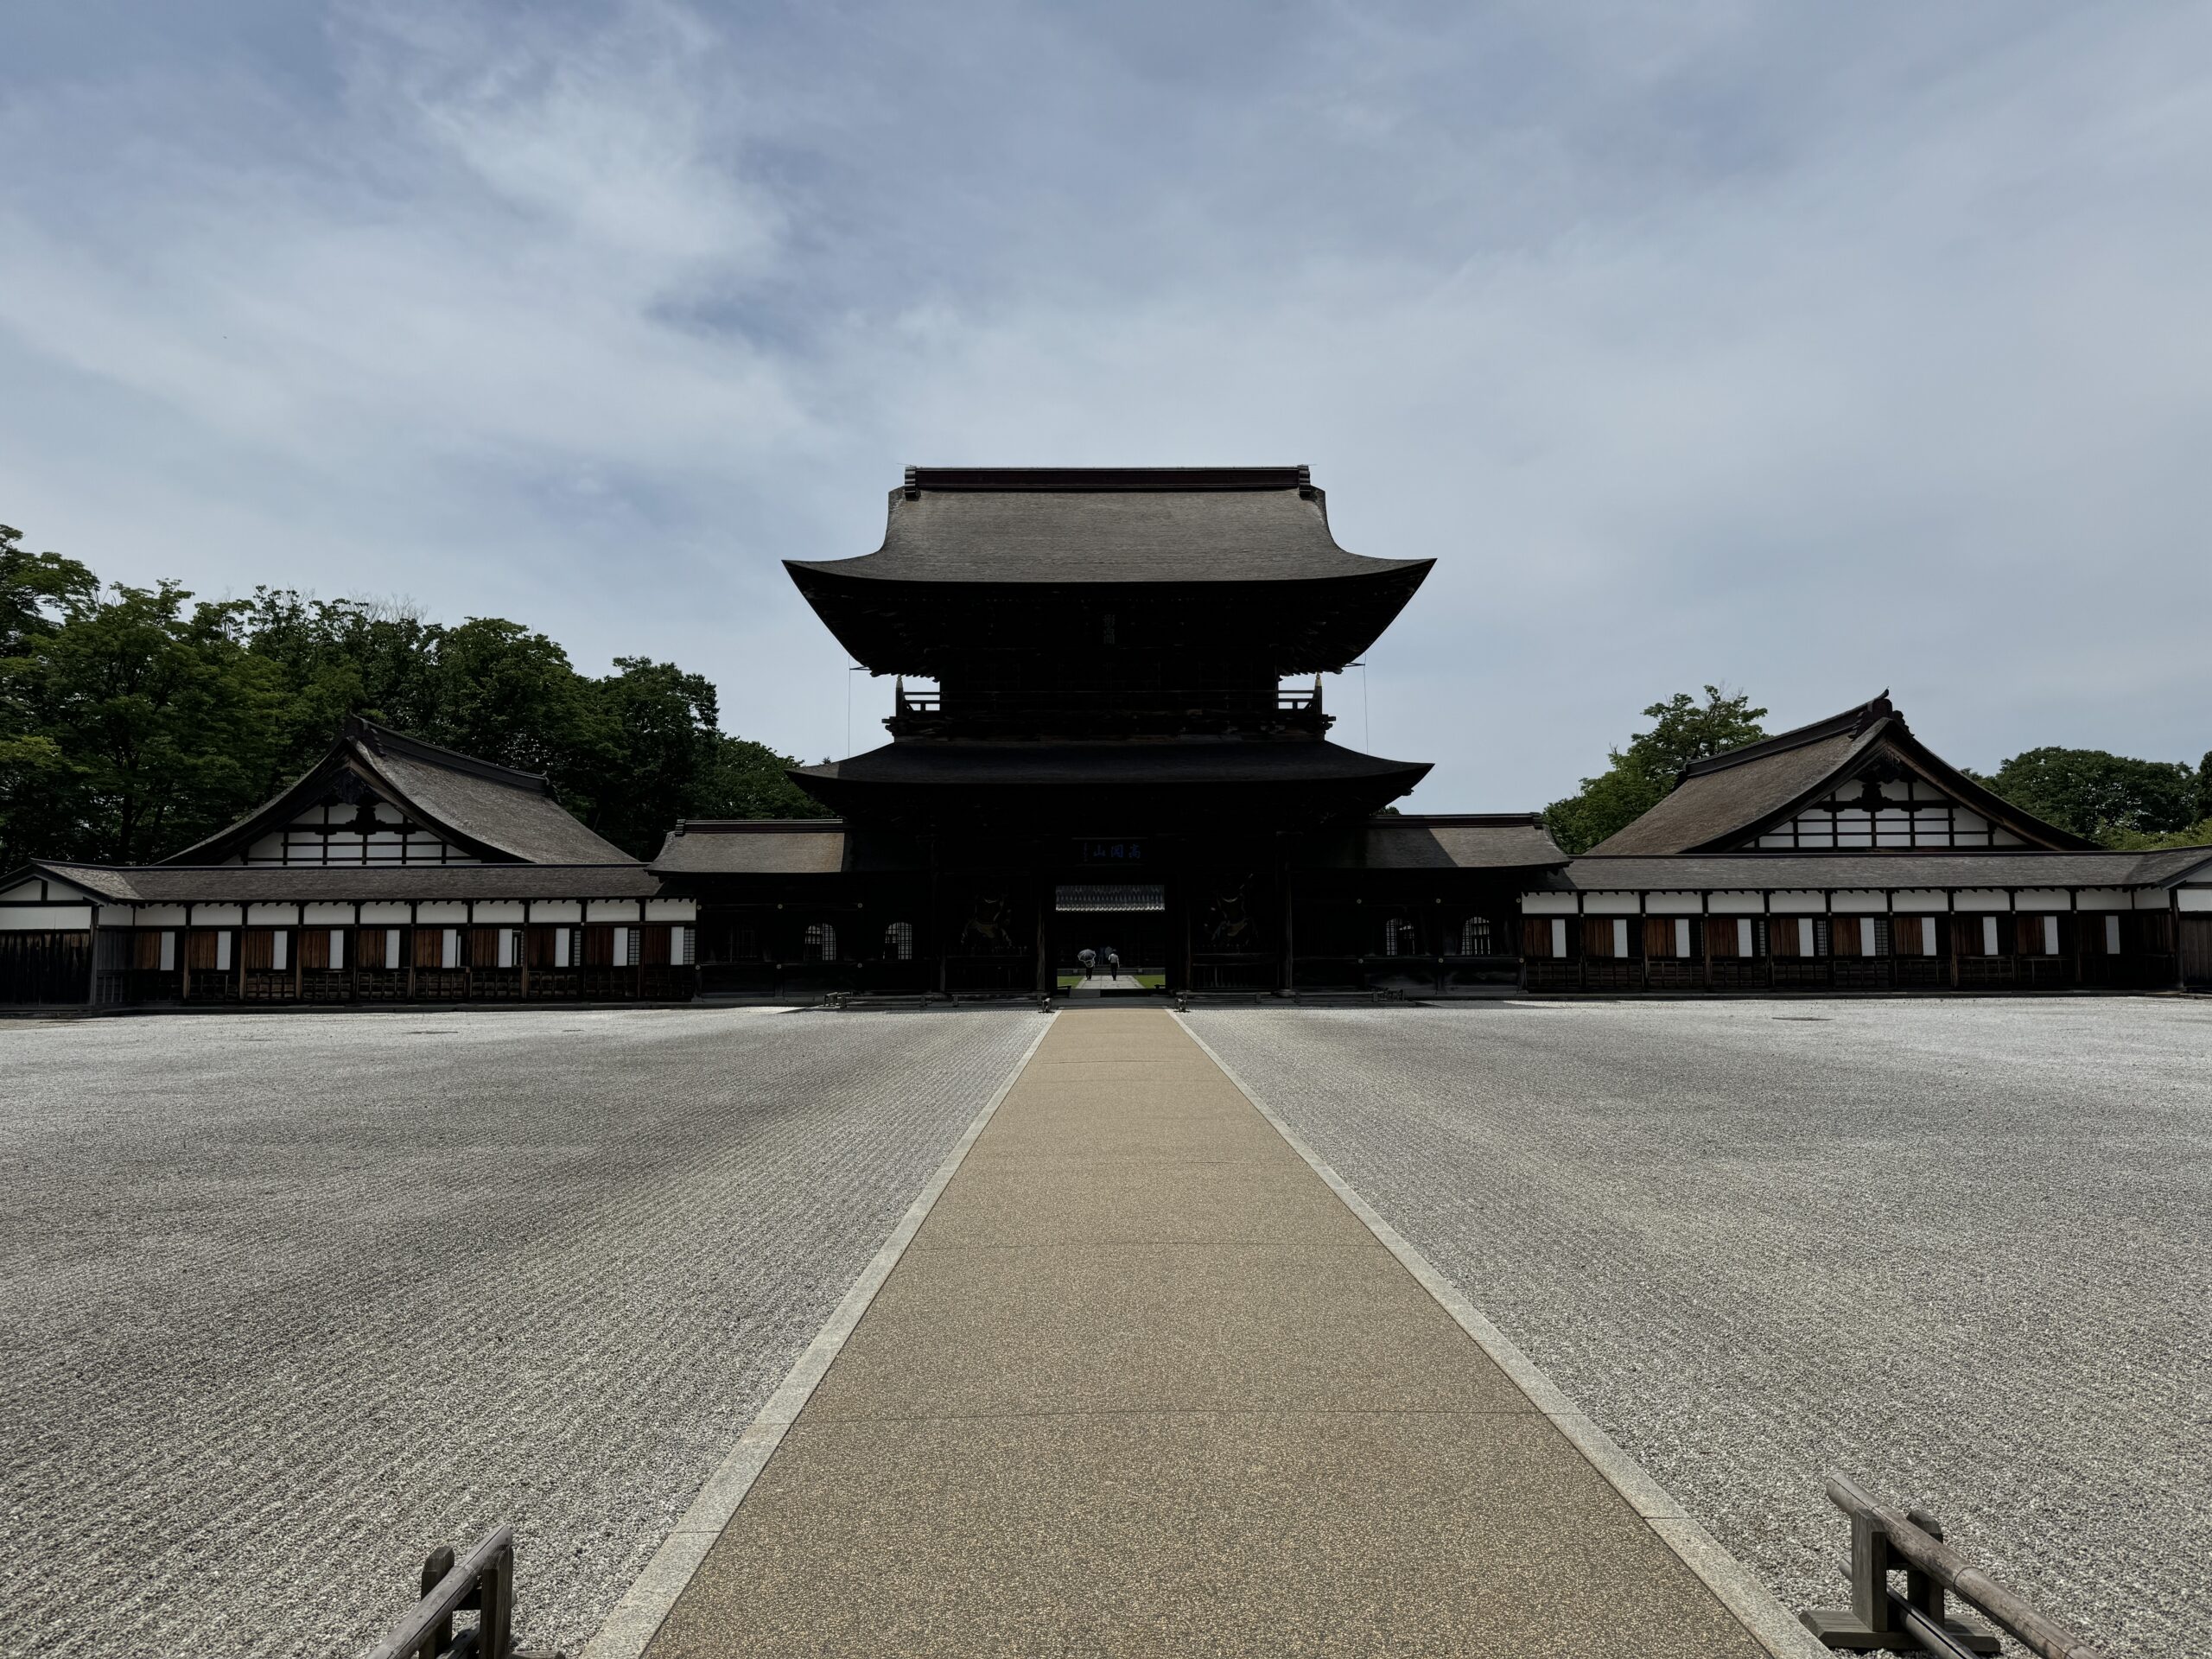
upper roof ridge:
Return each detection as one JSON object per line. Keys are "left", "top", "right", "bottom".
{"left": 1680, "top": 693, "right": 1898, "bottom": 779}
{"left": 902, "top": 466, "right": 1311, "bottom": 495}
{"left": 345, "top": 716, "right": 556, "bottom": 796}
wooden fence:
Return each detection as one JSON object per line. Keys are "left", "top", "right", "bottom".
{"left": 1802, "top": 1472, "right": 2104, "bottom": 1658}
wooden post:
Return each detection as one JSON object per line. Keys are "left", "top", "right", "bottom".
{"left": 181, "top": 906, "right": 193, "bottom": 1002}
{"left": 2175, "top": 891, "right": 2188, "bottom": 991}
{"left": 1035, "top": 861, "right": 1052, "bottom": 999}
{"left": 635, "top": 903, "right": 646, "bottom": 1001}
{"left": 1279, "top": 856, "right": 1295, "bottom": 997}
{"left": 350, "top": 904, "right": 361, "bottom": 1004}
{"left": 1949, "top": 899, "right": 1961, "bottom": 989}
{"left": 519, "top": 901, "right": 531, "bottom": 1002}
{"left": 406, "top": 904, "right": 417, "bottom": 1001}
{"left": 1701, "top": 897, "right": 1713, "bottom": 991}
{"left": 293, "top": 905, "right": 304, "bottom": 1002}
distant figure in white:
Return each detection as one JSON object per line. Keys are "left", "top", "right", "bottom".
{"left": 1104, "top": 948, "right": 1121, "bottom": 977}
{"left": 1077, "top": 948, "right": 1096, "bottom": 979}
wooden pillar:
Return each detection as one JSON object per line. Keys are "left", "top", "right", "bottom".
{"left": 635, "top": 903, "right": 645, "bottom": 1001}
{"left": 1700, "top": 895, "right": 1713, "bottom": 991}
{"left": 1948, "top": 898, "right": 1960, "bottom": 989}
{"left": 1034, "top": 861, "right": 1053, "bottom": 998}
{"left": 293, "top": 905, "right": 304, "bottom": 1002}
{"left": 1278, "top": 858, "right": 1295, "bottom": 996}
{"left": 235, "top": 923, "right": 245, "bottom": 1003}
{"left": 520, "top": 900, "right": 531, "bottom": 1002}
{"left": 181, "top": 905, "right": 193, "bottom": 1002}
{"left": 351, "top": 904, "right": 361, "bottom": 1004}
{"left": 406, "top": 903, "right": 417, "bottom": 1001}
{"left": 2175, "top": 891, "right": 2188, "bottom": 991}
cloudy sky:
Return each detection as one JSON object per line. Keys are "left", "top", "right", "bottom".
{"left": 3, "top": 1, "right": 2208, "bottom": 807}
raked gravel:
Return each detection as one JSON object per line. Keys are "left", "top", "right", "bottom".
{"left": 1189, "top": 997, "right": 2212, "bottom": 1659}
{"left": 0, "top": 1006, "right": 1040, "bottom": 1659}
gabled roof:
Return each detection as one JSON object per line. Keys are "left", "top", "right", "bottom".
{"left": 163, "top": 718, "right": 636, "bottom": 868}
{"left": 787, "top": 466, "right": 1433, "bottom": 587}
{"left": 1588, "top": 695, "right": 2095, "bottom": 855}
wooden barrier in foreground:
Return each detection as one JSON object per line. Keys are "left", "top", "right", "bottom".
{"left": 1803, "top": 1472, "right": 2106, "bottom": 1659}
{"left": 360, "top": 1526, "right": 561, "bottom": 1659}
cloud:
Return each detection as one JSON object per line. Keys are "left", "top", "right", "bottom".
{"left": 1, "top": 0, "right": 2208, "bottom": 798}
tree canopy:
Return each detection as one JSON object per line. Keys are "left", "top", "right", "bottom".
{"left": 0, "top": 523, "right": 822, "bottom": 868}
{"left": 1544, "top": 686, "right": 1770, "bottom": 855}
{"left": 1978, "top": 746, "right": 2211, "bottom": 849}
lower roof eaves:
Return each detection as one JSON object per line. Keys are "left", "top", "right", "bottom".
{"left": 1531, "top": 848, "right": 2212, "bottom": 893}
{"left": 26, "top": 861, "right": 668, "bottom": 905}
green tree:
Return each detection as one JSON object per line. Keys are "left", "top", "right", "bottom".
{"left": 0, "top": 525, "right": 101, "bottom": 868}
{"left": 1983, "top": 747, "right": 2198, "bottom": 842}
{"left": 8, "top": 582, "right": 288, "bottom": 863}
{"left": 1546, "top": 686, "right": 1769, "bottom": 855}
{"left": 4, "top": 517, "right": 830, "bottom": 866}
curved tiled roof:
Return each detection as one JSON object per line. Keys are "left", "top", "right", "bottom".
{"left": 796, "top": 738, "right": 1429, "bottom": 791}
{"left": 788, "top": 467, "right": 1431, "bottom": 587}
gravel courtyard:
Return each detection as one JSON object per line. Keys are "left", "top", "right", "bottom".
{"left": 1189, "top": 998, "right": 2212, "bottom": 1659}
{"left": 0, "top": 1007, "right": 1040, "bottom": 1659}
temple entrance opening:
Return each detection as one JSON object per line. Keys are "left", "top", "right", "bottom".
{"left": 1055, "top": 881, "right": 1166, "bottom": 994}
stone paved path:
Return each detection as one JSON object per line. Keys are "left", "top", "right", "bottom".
{"left": 641, "top": 1008, "right": 1774, "bottom": 1657}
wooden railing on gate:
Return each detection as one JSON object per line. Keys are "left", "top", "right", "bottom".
{"left": 1802, "top": 1472, "right": 2106, "bottom": 1658}
{"left": 361, "top": 1525, "right": 561, "bottom": 1659}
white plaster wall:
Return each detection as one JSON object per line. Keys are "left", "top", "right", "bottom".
{"left": 1769, "top": 891, "right": 1827, "bottom": 913}
{"left": 531, "top": 901, "right": 585, "bottom": 923}
{"left": 302, "top": 903, "right": 354, "bottom": 925}
{"left": 1519, "top": 893, "right": 1577, "bottom": 916}
{"left": 2134, "top": 890, "right": 2172, "bottom": 910}
{"left": 645, "top": 899, "right": 698, "bottom": 921}
{"left": 2076, "top": 887, "right": 2133, "bottom": 911}
{"left": 1831, "top": 891, "right": 1887, "bottom": 913}
{"left": 358, "top": 902, "right": 411, "bottom": 924}
{"left": 1955, "top": 890, "right": 2011, "bottom": 912}
{"left": 246, "top": 904, "right": 299, "bottom": 925}
{"left": 2178, "top": 889, "right": 2212, "bottom": 912}
{"left": 2016, "top": 889, "right": 2074, "bottom": 912}
{"left": 415, "top": 902, "right": 469, "bottom": 925}
{"left": 98, "top": 906, "right": 137, "bottom": 926}
{"left": 586, "top": 899, "right": 645, "bottom": 922}
{"left": 135, "top": 906, "right": 189, "bottom": 927}
{"left": 0, "top": 905, "right": 92, "bottom": 931}
{"left": 1582, "top": 892, "right": 1640, "bottom": 916}
{"left": 474, "top": 901, "right": 527, "bottom": 924}
{"left": 1708, "top": 892, "right": 1766, "bottom": 914}
{"left": 1644, "top": 892, "right": 1701, "bottom": 915}
{"left": 193, "top": 906, "right": 245, "bottom": 926}
{"left": 1891, "top": 890, "right": 1951, "bottom": 912}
